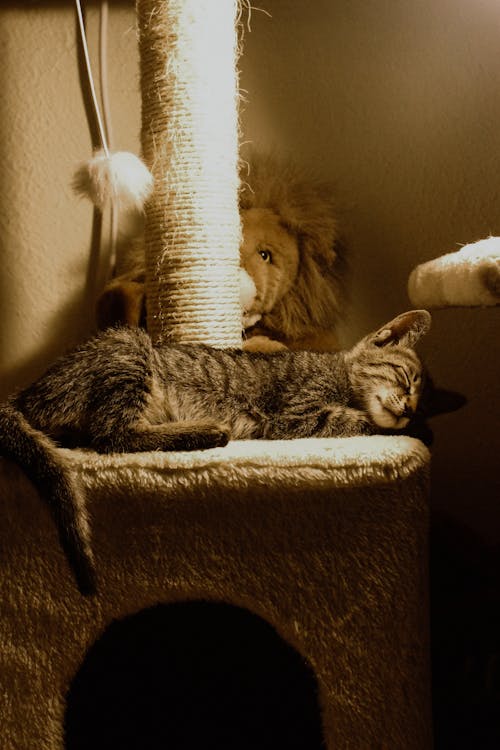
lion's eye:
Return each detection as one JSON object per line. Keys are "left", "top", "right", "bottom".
{"left": 258, "top": 248, "right": 272, "bottom": 263}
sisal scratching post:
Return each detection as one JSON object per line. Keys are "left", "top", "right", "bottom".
{"left": 137, "top": 0, "right": 243, "bottom": 346}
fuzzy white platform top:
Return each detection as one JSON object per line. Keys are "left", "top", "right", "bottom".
{"left": 408, "top": 236, "right": 500, "bottom": 308}
{"left": 63, "top": 435, "right": 430, "bottom": 498}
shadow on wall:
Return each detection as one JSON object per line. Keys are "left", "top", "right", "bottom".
{"left": 64, "top": 601, "right": 325, "bottom": 750}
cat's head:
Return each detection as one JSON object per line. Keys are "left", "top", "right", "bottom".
{"left": 346, "top": 310, "right": 431, "bottom": 430}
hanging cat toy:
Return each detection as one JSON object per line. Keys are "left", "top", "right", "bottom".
{"left": 72, "top": 0, "right": 153, "bottom": 278}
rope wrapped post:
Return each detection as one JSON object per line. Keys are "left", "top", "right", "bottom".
{"left": 137, "top": 0, "right": 243, "bottom": 347}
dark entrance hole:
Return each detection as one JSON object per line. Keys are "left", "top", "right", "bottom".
{"left": 65, "top": 600, "right": 325, "bottom": 749}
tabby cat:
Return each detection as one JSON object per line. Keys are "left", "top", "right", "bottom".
{"left": 0, "top": 309, "right": 435, "bottom": 595}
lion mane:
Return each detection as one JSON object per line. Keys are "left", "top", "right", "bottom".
{"left": 96, "top": 152, "right": 347, "bottom": 351}
{"left": 239, "top": 151, "right": 347, "bottom": 350}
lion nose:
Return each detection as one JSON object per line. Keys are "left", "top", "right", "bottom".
{"left": 239, "top": 267, "right": 257, "bottom": 310}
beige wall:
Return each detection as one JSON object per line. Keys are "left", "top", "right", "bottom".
{"left": 1, "top": 1, "right": 498, "bottom": 540}
{"left": 0, "top": 3, "right": 141, "bottom": 394}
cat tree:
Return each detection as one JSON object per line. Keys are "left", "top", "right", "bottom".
{"left": 0, "top": 1, "right": 432, "bottom": 748}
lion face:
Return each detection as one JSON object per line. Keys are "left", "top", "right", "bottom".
{"left": 239, "top": 208, "right": 299, "bottom": 329}
{"left": 97, "top": 157, "right": 344, "bottom": 353}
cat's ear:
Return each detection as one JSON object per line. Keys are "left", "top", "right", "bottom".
{"left": 371, "top": 310, "right": 431, "bottom": 348}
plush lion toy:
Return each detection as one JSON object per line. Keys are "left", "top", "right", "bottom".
{"left": 96, "top": 152, "right": 347, "bottom": 352}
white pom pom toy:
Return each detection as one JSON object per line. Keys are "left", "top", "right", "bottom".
{"left": 73, "top": 0, "right": 153, "bottom": 215}
{"left": 73, "top": 150, "right": 154, "bottom": 212}
{"left": 73, "top": 0, "right": 154, "bottom": 276}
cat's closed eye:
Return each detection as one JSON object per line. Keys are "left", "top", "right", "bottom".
{"left": 395, "top": 365, "right": 420, "bottom": 392}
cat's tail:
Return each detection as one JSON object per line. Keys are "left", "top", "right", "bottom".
{"left": 0, "top": 402, "right": 97, "bottom": 596}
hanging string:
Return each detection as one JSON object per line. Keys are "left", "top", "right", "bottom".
{"left": 98, "top": 1, "right": 112, "bottom": 150}
{"left": 75, "top": 0, "right": 110, "bottom": 157}
{"left": 98, "top": 1, "right": 118, "bottom": 273}
{"left": 75, "top": 0, "right": 118, "bottom": 277}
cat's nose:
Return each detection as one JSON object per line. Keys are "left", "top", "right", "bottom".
{"left": 406, "top": 394, "right": 419, "bottom": 415}
{"left": 402, "top": 404, "right": 414, "bottom": 419}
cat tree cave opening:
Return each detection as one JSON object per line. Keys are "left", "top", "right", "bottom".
{"left": 64, "top": 600, "right": 325, "bottom": 750}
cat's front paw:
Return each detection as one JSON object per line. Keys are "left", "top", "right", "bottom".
{"left": 207, "top": 425, "right": 230, "bottom": 448}
{"left": 317, "top": 405, "right": 375, "bottom": 437}
{"left": 350, "top": 412, "right": 376, "bottom": 436}
{"left": 243, "top": 335, "right": 287, "bottom": 353}
{"left": 193, "top": 422, "right": 230, "bottom": 450}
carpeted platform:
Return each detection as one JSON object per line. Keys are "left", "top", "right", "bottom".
{"left": 0, "top": 435, "right": 432, "bottom": 748}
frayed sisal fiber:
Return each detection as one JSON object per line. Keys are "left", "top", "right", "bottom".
{"left": 0, "top": 436, "right": 432, "bottom": 748}
{"left": 408, "top": 236, "right": 500, "bottom": 307}
{"left": 137, "top": 0, "right": 243, "bottom": 346}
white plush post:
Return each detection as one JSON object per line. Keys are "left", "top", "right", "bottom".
{"left": 408, "top": 237, "right": 500, "bottom": 307}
